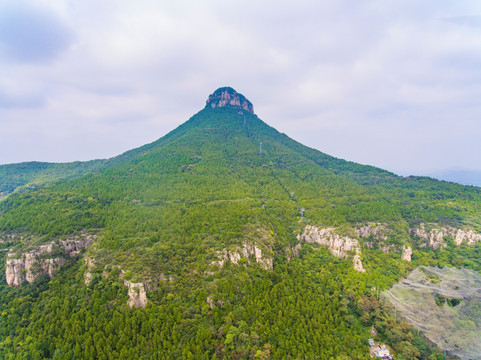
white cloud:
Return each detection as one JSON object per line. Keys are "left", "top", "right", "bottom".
{"left": 0, "top": 0, "right": 480, "bottom": 175}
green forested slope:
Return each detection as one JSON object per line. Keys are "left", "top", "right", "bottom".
{"left": 0, "top": 160, "right": 105, "bottom": 196}
{"left": 0, "top": 90, "right": 480, "bottom": 359}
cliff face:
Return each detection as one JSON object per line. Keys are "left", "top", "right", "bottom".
{"left": 296, "top": 222, "right": 481, "bottom": 267}
{"left": 5, "top": 235, "right": 95, "bottom": 287}
{"left": 205, "top": 87, "right": 254, "bottom": 114}
{"left": 123, "top": 280, "right": 148, "bottom": 308}
{"left": 401, "top": 246, "right": 413, "bottom": 261}
{"left": 213, "top": 241, "right": 274, "bottom": 270}
{"left": 410, "top": 223, "right": 481, "bottom": 249}
{"left": 355, "top": 223, "right": 391, "bottom": 240}
{"left": 298, "top": 225, "right": 365, "bottom": 272}
{"left": 298, "top": 225, "right": 359, "bottom": 258}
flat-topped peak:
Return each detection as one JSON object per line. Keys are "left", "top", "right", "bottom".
{"left": 205, "top": 87, "right": 254, "bottom": 114}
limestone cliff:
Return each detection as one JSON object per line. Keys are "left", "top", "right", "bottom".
{"left": 297, "top": 225, "right": 365, "bottom": 272}
{"left": 355, "top": 223, "right": 391, "bottom": 241}
{"left": 123, "top": 280, "right": 148, "bottom": 308}
{"left": 213, "top": 241, "right": 273, "bottom": 270}
{"left": 401, "top": 246, "right": 413, "bottom": 261}
{"left": 206, "top": 87, "right": 254, "bottom": 114}
{"left": 352, "top": 253, "right": 365, "bottom": 272}
{"left": 298, "top": 225, "right": 359, "bottom": 259}
{"left": 296, "top": 222, "right": 480, "bottom": 266}
{"left": 5, "top": 234, "right": 95, "bottom": 287}
{"left": 83, "top": 255, "right": 96, "bottom": 285}
{"left": 410, "top": 223, "right": 481, "bottom": 249}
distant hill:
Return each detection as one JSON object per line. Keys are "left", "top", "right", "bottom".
{"left": 0, "top": 160, "right": 106, "bottom": 196}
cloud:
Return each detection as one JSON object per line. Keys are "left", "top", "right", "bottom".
{"left": 0, "top": 2, "right": 74, "bottom": 63}
{"left": 440, "top": 15, "right": 481, "bottom": 28}
{"left": 0, "top": 90, "right": 45, "bottom": 109}
{"left": 0, "top": 0, "right": 480, "bottom": 176}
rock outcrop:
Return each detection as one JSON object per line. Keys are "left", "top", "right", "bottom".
{"left": 410, "top": 223, "right": 481, "bottom": 249}
{"left": 297, "top": 225, "right": 365, "bottom": 272}
{"left": 206, "top": 87, "right": 254, "bottom": 114}
{"left": 353, "top": 253, "right": 365, "bottom": 272}
{"left": 5, "top": 235, "right": 95, "bottom": 287}
{"left": 355, "top": 223, "right": 391, "bottom": 241}
{"left": 298, "top": 225, "right": 359, "bottom": 258}
{"left": 123, "top": 280, "right": 148, "bottom": 308}
{"left": 83, "top": 255, "right": 96, "bottom": 285}
{"left": 401, "top": 246, "right": 412, "bottom": 261}
{"left": 286, "top": 243, "right": 302, "bottom": 261}
{"left": 213, "top": 241, "right": 273, "bottom": 270}
{"left": 95, "top": 265, "right": 157, "bottom": 308}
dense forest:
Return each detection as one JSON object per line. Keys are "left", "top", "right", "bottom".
{"left": 1, "top": 89, "right": 480, "bottom": 359}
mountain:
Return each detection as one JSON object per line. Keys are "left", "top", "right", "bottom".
{"left": 0, "top": 87, "right": 480, "bottom": 359}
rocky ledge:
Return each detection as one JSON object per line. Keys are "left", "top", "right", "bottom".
{"left": 5, "top": 234, "right": 95, "bottom": 287}
{"left": 298, "top": 225, "right": 366, "bottom": 272}
{"left": 212, "top": 241, "right": 274, "bottom": 270}
{"left": 206, "top": 87, "right": 254, "bottom": 114}
{"left": 410, "top": 223, "right": 481, "bottom": 249}
{"left": 297, "top": 222, "right": 481, "bottom": 267}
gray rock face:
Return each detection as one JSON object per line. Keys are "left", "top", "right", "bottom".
{"left": 123, "top": 280, "right": 148, "bottom": 308}
{"left": 355, "top": 223, "right": 391, "bottom": 240}
{"left": 401, "top": 246, "right": 413, "bottom": 261}
{"left": 298, "top": 225, "right": 359, "bottom": 259}
{"left": 213, "top": 241, "right": 273, "bottom": 270}
{"left": 5, "top": 235, "right": 95, "bottom": 287}
{"left": 83, "top": 255, "right": 97, "bottom": 285}
{"left": 410, "top": 223, "right": 481, "bottom": 249}
{"left": 352, "top": 253, "right": 365, "bottom": 272}
{"left": 5, "top": 257, "right": 24, "bottom": 287}
{"left": 293, "top": 222, "right": 480, "bottom": 269}
{"left": 206, "top": 87, "right": 254, "bottom": 114}
{"left": 298, "top": 225, "right": 365, "bottom": 272}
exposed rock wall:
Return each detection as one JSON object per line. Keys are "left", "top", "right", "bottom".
{"left": 297, "top": 225, "right": 365, "bottom": 272}
{"left": 401, "top": 246, "right": 413, "bottom": 262}
{"left": 410, "top": 223, "right": 481, "bottom": 249}
{"left": 83, "top": 255, "right": 96, "bottom": 285}
{"left": 5, "top": 235, "right": 94, "bottom": 287}
{"left": 298, "top": 225, "right": 358, "bottom": 259}
{"left": 353, "top": 253, "right": 365, "bottom": 272}
{"left": 206, "top": 87, "right": 254, "bottom": 114}
{"left": 355, "top": 223, "right": 391, "bottom": 241}
{"left": 94, "top": 265, "right": 154, "bottom": 308}
{"left": 5, "top": 258, "right": 25, "bottom": 287}
{"left": 298, "top": 223, "right": 480, "bottom": 266}
{"left": 213, "top": 241, "right": 273, "bottom": 270}
{"left": 123, "top": 280, "right": 148, "bottom": 308}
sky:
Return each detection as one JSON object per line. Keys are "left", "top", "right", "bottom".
{"left": 1, "top": 0, "right": 481, "bottom": 177}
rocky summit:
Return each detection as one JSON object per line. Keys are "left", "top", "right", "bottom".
{"left": 205, "top": 86, "right": 254, "bottom": 114}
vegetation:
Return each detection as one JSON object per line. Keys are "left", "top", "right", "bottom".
{"left": 0, "top": 160, "right": 105, "bottom": 196}
{"left": 1, "top": 104, "right": 480, "bottom": 358}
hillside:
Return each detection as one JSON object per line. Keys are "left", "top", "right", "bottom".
{"left": 0, "top": 87, "right": 480, "bottom": 359}
{"left": 0, "top": 160, "right": 106, "bottom": 197}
